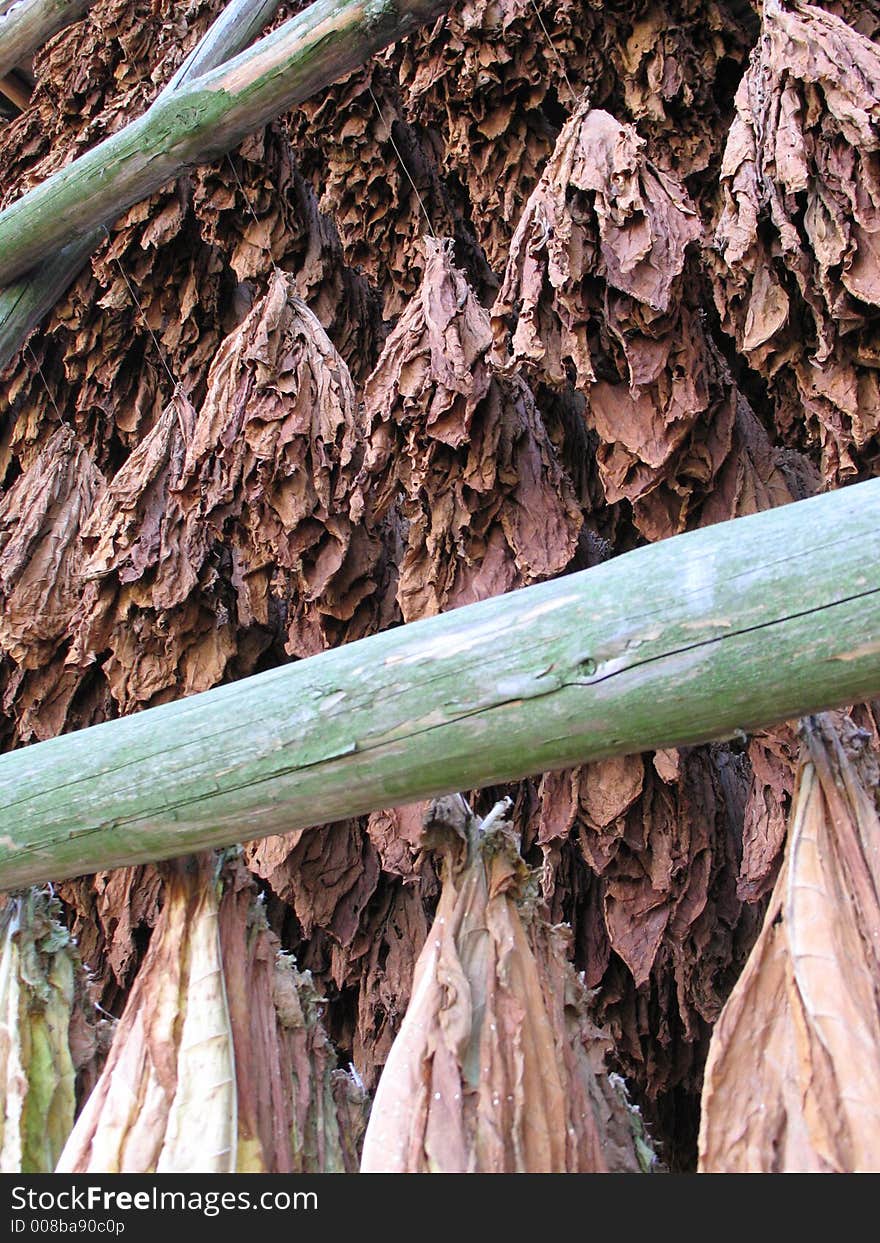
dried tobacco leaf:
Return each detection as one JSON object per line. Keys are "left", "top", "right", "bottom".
{"left": 182, "top": 267, "right": 388, "bottom": 658}
{"left": 699, "top": 713, "right": 880, "bottom": 1172}
{"left": 0, "top": 426, "right": 104, "bottom": 667}
{"left": 287, "top": 65, "right": 457, "bottom": 317}
{"left": 608, "top": 0, "right": 757, "bottom": 197}
{"left": 56, "top": 855, "right": 237, "bottom": 1173}
{"left": 492, "top": 98, "right": 701, "bottom": 388}
{"left": 394, "top": 0, "right": 608, "bottom": 273}
{"left": 737, "top": 725, "right": 799, "bottom": 902}
{"left": 55, "top": 865, "right": 164, "bottom": 1003}
{"left": 0, "top": 890, "right": 97, "bottom": 1173}
{"left": 67, "top": 271, "right": 388, "bottom": 710}
{"left": 360, "top": 796, "right": 652, "bottom": 1172}
{"left": 274, "top": 954, "right": 369, "bottom": 1173}
{"left": 0, "top": 426, "right": 106, "bottom": 741}
{"left": 217, "top": 859, "right": 368, "bottom": 1173}
{"left": 362, "top": 237, "right": 581, "bottom": 618}
{"left": 711, "top": 0, "right": 880, "bottom": 481}
{"left": 243, "top": 820, "right": 381, "bottom": 950}
{"left": 67, "top": 390, "right": 236, "bottom": 712}
{"left": 57, "top": 856, "right": 367, "bottom": 1174}
{"left": 491, "top": 98, "right": 793, "bottom": 538}
{"left": 192, "top": 127, "right": 385, "bottom": 384}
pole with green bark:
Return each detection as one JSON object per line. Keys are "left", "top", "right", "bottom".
{"left": 0, "top": 0, "right": 455, "bottom": 288}
{"left": 0, "top": 481, "right": 878, "bottom": 890}
{"left": 0, "top": 0, "right": 285, "bottom": 373}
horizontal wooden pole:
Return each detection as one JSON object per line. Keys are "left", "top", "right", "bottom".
{"left": 0, "top": 0, "right": 91, "bottom": 82}
{"left": 1, "top": 483, "right": 879, "bottom": 890}
{"left": 0, "top": 0, "right": 453, "bottom": 287}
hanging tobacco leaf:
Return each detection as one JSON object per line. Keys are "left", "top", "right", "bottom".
{"left": 0, "top": 426, "right": 106, "bottom": 741}
{"left": 68, "top": 390, "right": 236, "bottom": 712}
{"left": 56, "top": 855, "right": 238, "bottom": 1173}
{"left": 710, "top": 0, "right": 880, "bottom": 482}
{"left": 182, "top": 266, "right": 390, "bottom": 658}
{"left": 216, "top": 859, "right": 369, "bottom": 1173}
{"left": 0, "top": 889, "right": 100, "bottom": 1173}
{"left": 362, "top": 236, "right": 582, "bottom": 618}
{"left": 361, "top": 795, "right": 655, "bottom": 1172}
{"left": 286, "top": 65, "right": 457, "bottom": 317}
{"left": 699, "top": 712, "right": 880, "bottom": 1172}
{"left": 57, "top": 856, "right": 368, "bottom": 1173}
{"left": 491, "top": 97, "right": 800, "bottom": 539}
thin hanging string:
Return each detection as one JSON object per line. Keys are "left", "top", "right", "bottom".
{"left": 526, "top": 0, "right": 579, "bottom": 107}
{"left": 26, "top": 342, "right": 67, "bottom": 427}
{"left": 100, "top": 225, "right": 179, "bottom": 394}
{"left": 368, "top": 85, "right": 436, "bottom": 240}
{"left": 225, "top": 152, "right": 283, "bottom": 275}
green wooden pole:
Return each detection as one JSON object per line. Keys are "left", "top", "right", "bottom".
{"left": 0, "top": 0, "right": 284, "bottom": 374}
{"left": 0, "top": 0, "right": 454, "bottom": 288}
{"left": 0, "top": 0, "right": 92, "bottom": 81}
{"left": 0, "top": 232, "right": 97, "bottom": 373}
{"left": 0, "top": 482, "right": 878, "bottom": 891}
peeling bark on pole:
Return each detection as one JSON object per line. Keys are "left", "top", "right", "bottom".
{"left": 0, "top": 482, "right": 879, "bottom": 891}
{"left": 0, "top": 0, "right": 284, "bottom": 373}
{"left": 0, "top": 0, "right": 91, "bottom": 81}
{"left": 0, "top": 0, "right": 455, "bottom": 287}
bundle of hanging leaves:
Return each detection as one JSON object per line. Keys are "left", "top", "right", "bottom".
{"left": 2, "top": 0, "right": 880, "bottom": 1172}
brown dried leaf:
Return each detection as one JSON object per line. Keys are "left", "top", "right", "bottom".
{"left": 0, "top": 427, "right": 104, "bottom": 667}
{"left": 217, "top": 859, "right": 368, "bottom": 1173}
{"left": 491, "top": 100, "right": 775, "bottom": 539}
{"left": 493, "top": 100, "right": 700, "bottom": 387}
{"left": 363, "top": 238, "right": 581, "bottom": 619}
{"left": 68, "top": 392, "right": 235, "bottom": 712}
{"left": 711, "top": 0, "right": 880, "bottom": 482}
{"left": 243, "top": 819, "right": 380, "bottom": 950}
{"left": 185, "top": 267, "right": 386, "bottom": 656}
{"left": 56, "top": 865, "right": 164, "bottom": 998}
{"left": 738, "top": 725, "right": 799, "bottom": 902}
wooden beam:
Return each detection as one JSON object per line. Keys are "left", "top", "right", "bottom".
{"left": 0, "top": 0, "right": 91, "bottom": 81}
{"left": 0, "top": 68, "right": 30, "bottom": 109}
{"left": 0, "top": 0, "right": 454, "bottom": 288}
{"left": 0, "top": 482, "right": 878, "bottom": 891}
{"left": 156, "top": 0, "right": 284, "bottom": 101}
{"left": 0, "top": 0, "right": 284, "bottom": 374}
{"left": 0, "top": 231, "right": 97, "bottom": 373}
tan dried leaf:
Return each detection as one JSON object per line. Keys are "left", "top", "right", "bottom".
{"left": 699, "top": 713, "right": 880, "bottom": 1172}
{"left": 361, "top": 798, "right": 650, "bottom": 1172}
{"left": 0, "top": 891, "right": 91, "bottom": 1173}
{"left": 56, "top": 857, "right": 237, "bottom": 1174}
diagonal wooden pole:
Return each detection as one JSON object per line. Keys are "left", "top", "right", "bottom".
{"left": 0, "top": 480, "right": 879, "bottom": 891}
{"left": 0, "top": 0, "right": 286, "bottom": 374}
{"left": 0, "top": 0, "right": 454, "bottom": 288}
